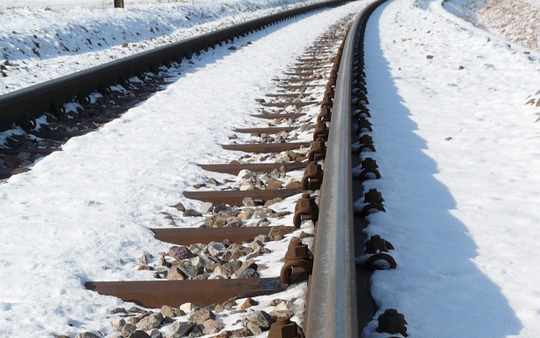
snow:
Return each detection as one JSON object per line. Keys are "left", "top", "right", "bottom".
{"left": 0, "top": 1, "right": 366, "bottom": 337}
{"left": 2, "top": 0, "right": 540, "bottom": 337}
{"left": 361, "top": 0, "right": 540, "bottom": 337}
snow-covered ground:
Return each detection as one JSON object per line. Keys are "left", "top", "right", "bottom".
{"left": 444, "top": 0, "right": 540, "bottom": 50}
{"left": 362, "top": 0, "right": 540, "bottom": 337}
{"left": 0, "top": 0, "right": 322, "bottom": 94}
{"left": 2, "top": 0, "right": 540, "bottom": 337}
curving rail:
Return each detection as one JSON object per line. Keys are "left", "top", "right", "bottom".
{"left": 0, "top": 0, "right": 342, "bottom": 131}
{"left": 305, "top": 1, "right": 387, "bottom": 337}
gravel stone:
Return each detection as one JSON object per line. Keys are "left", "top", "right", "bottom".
{"left": 168, "top": 246, "right": 195, "bottom": 260}
{"left": 230, "top": 328, "right": 252, "bottom": 337}
{"left": 237, "top": 211, "right": 253, "bottom": 221}
{"left": 253, "top": 234, "right": 269, "bottom": 243}
{"left": 160, "top": 305, "right": 176, "bottom": 318}
{"left": 237, "top": 169, "right": 255, "bottom": 180}
{"left": 188, "top": 308, "right": 215, "bottom": 324}
{"left": 205, "top": 213, "right": 242, "bottom": 228}
{"left": 238, "top": 259, "right": 257, "bottom": 273}
{"left": 121, "top": 323, "right": 137, "bottom": 337}
{"left": 264, "top": 197, "right": 282, "bottom": 206}
{"left": 75, "top": 333, "right": 101, "bottom": 338}
{"left": 110, "top": 307, "right": 128, "bottom": 314}
{"left": 250, "top": 240, "right": 264, "bottom": 251}
{"left": 130, "top": 330, "right": 151, "bottom": 338}
{"left": 247, "top": 322, "right": 263, "bottom": 335}
{"left": 167, "top": 266, "right": 186, "bottom": 280}
{"left": 200, "top": 202, "right": 213, "bottom": 213}
{"left": 179, "top": 302, "right": 194, "bottom": 314}
{"left": 285, "top": 181, "right": 303, "bottom": 189}
{"left": 178, "top": 261, "right": 204, "bottom": 279}
{"left": 167, "top": 321, "right": 196, "bottom": 338}
{"left": 173, "top": 203, "right": 185, "bottom": 212}
{"left": 265, "top": 177, "right": 283, "bottom": 190}
{"left": 207, "top": 177, "right": 221, "bottom": 186}
{"left": 112, "top": 318, "right": 126, "bottom": 331}
{"left": 235, "top": 268, "right": 259, "bottom": 279}
{"left": 207, "top": 241, "right": 227, "bottom": 257}
{"left": 268, "top": 226, "right": 294, "bottom": 240}
{"left": 224, "top": 217, "right": 242, "bottom": 227}
{"left": 202, "top": 319, "right": 225, "bottom": 334}
{"left": 213, "top": 204, "right": 232, "bottom": 213}
{"left": 158, "top": 254, "right": 172, "bottom": 268}
{"left": 148, "top": 328, "right": 163, "bottom": 338}
{"left": 190, "top": 254, "right": 212, "bottom": 267}
{"left": 219, "top": 260, "right": 242, "bottom": 277}
{"left": 240, "top": 297, "right": 259, "bottom": 310}
{"left": 129, "top": 307, "right": 148, "bottom": 314}
{"left": 183, "top": 209, "right": 203, "bottom": 217}
{"left": 242, "top": 310, "right": 274, "bottom": 334}
{"left": 242, "top": 197, "right": 255, "bottom": 207}
{"left": 136, "top": 312, "right": 163, "bottom": 330}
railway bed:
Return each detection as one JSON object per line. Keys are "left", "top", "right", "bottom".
{"left": 0, "top": 1, "right": 407, "bottom": 338}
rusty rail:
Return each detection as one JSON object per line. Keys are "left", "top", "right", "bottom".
{"left": 305, "top": 1, "right": 387, "bottom": 337}
{"left": 0, "top": 0, "right": 342, "bottom": 131}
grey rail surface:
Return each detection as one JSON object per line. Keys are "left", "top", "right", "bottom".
{"left": 305, "top": 0, "right": 386, "bottom": 337}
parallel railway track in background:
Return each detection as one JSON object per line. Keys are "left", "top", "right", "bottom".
{"left": 0, "top": 1, "right": 408, "bottom": 337}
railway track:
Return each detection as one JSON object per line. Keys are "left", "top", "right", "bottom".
{"left": 0, "top": 1, "right": 409, "bottom": 337}
{"left": 0, "top": 0, "right": 342, "bottom": 180}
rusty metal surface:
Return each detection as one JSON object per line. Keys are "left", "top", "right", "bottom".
{"left": 222, "top": 142, "right": 310, "bottom": 153}
{"left": 293, "top": 193, "right": 319, "bottom": 228}
{"left": 250, "top": 112, "right": 306, "bottom": 120}
{"left": 0, "top": 147, "right": 60, "bottom": 155}
{"left": 85, "top": 277, "right": 287, "bottom": 308}
{"left": 305, "top": 2, "right": 389, "bottom": 337}
{"left": 0, "top": 167, "right": 31, "bottom": 179}
{"left": 280, "top": 237, "right": 313, "bottom": 284}
{"left": 260, "top": 101, "right": 318, "bottom": 108}
{"left": 183, "top": 188, "right": 303, "bottom": 206}
{"left": 197, "top": 162, "right": 306, "bottom": 175}
{"left": 234, "top": 126, "right": 297, "bottom": 134}
{"left": 152, "top": 226, "right": 296, "bottom": 245}
{"left": 268, "top": 317, "right": 305, "bottom": 338}
{"left": 265, "top": 93, "right": 313, "bottom": 98}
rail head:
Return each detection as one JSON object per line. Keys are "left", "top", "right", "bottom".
{"left": 305, "top": 1, "right": 386, "bottom": 337}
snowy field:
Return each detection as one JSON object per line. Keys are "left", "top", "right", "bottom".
{"left": 2, "top": 0, "right": 540, "bottom": 337}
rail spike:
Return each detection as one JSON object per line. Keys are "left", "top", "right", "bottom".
{"left": 360, "top": 188, "right": 385, "bottom": 217}
{"left": 293, "top": 193, "right": 319, "bottom": 228}
{"left": 268, "top": 317, "right": 305, "bottom": 338}
{"left": 301, "top": 161, "right": 324, "bottom": 191}
{"left": 376, "top": 309, "right": 408, "bottom": 337}
{"left": 280, "top": 237, "right": 313, "bottom": 285}
{"left": 354, "top": 157, "right": 381, "bottom": 181}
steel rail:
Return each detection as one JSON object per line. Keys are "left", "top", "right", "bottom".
{"left": 0, "top": 0, "right": 342, "bottom": 131}
{"left": 305, "top": 1, "right": 386, "bottom": 337}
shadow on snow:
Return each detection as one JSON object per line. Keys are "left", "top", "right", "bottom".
{"left": 359, "top": 2, "right": 522, "bottom": 337}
